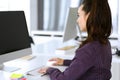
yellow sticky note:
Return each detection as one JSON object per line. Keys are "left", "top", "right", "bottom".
{"left": 10, "top": 73, "right": 23, "bottom": 78}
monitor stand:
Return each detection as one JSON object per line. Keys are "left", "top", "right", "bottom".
{"left": 0, "top": 64, "right": 20, "bottom": 72}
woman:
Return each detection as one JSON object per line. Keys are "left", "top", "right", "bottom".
{"left": 39, "top": 0, "right": 112, "bottom": 80}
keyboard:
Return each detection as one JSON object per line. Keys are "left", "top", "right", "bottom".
{"left": 26, "top": 66, "right": 43, "bottom": 76}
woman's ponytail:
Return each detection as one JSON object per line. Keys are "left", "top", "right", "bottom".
{"left": 80, "top": 0, "right": 112, "bottom": 46}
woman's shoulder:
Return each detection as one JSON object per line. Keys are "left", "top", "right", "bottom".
{"left": 76, "top": 41, "right": 110, "bottom": 53}
{"left": 81, "top": 41, "right": 101, "bottom": 49}
{"left": 75, "top": 41, "right": 99, "bottom": 59}
{"left": 77, "top": 40, "right": 111, "bottom": 53}
{"left": 76, "top": 41, "right": 97, "bottom": 53}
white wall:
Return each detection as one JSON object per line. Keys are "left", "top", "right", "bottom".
{"left": 118, "top": 0, "right": 120, "bottom": 40}
{"left": 0, "top": 0, "right": 30, "bottom": 34}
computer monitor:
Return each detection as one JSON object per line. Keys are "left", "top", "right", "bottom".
{"left": 62, "top": 7, "right": 79, "bottom": 42}
{"left": 0, "top": 11, "right": 32, "bottom": 71}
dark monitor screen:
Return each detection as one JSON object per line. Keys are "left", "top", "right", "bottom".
{"left": 0, "top": 11, "right": 30, "bottom": 55}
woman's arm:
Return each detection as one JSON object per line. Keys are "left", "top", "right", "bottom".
{"left": 46, "top": 49, "right": 95, "bottom": 80}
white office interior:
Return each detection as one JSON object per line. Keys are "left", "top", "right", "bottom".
{"left": 0, "top": 0, "right": 120, "bottom": 80}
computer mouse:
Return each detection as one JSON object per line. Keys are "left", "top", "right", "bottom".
{"left": 46, "top": 61, "right": 56, "bottom": 66}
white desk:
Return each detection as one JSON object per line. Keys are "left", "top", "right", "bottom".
{"left": 0, "top": 53, "right": 73, "bottom": 80}
{"left": 0, "top": 37, "right": 76, "bottom": 80}
{"left": 0, "top": 37, "right": 120, "bottom": 80}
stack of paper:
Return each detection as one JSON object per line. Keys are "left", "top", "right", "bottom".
{"left": 55, "top": 45, "right": 77, "bottom": 55}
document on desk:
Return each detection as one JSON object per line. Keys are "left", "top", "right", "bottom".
{"left": 27, "top": 66, "right": 67, "bottom": 76}
{"left": 27, "top": 67, "right": 42, "bottom": 76}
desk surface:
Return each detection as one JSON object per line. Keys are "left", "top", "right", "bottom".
{"left": 0, "top": 38, "right": 76, "bottom": 80}
{"left": 0, "top": 37, "right": 120, "bottom": 80}
{"left": 1, "top": 54, "right": 120, "bottom": 80}
{"left": 1, "top": 54, "right": 69, "bottom": 80}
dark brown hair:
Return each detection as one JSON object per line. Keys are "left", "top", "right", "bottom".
{"left": 80, "top": 0, "right": 112, "bottom": 47}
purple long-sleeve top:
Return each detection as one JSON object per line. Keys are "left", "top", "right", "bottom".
{"left": 47, "top": 41, "right": 112, "bottom": 80}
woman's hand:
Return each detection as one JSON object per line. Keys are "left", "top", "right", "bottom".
{"left": 38, "top": 58, "right": 64, "bottom": 74}
{"left": 38, "top": 67, "right": 49, "bottom": 74}
{"left": 49, "top": 58, "right": 64, "bottom": 66}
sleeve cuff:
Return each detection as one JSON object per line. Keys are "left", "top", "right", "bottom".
{"left": 63, "top": 59, "right": 72, "bottom": 66}
{"left": 47, "top": 67, "right": 57, "bottom": 74}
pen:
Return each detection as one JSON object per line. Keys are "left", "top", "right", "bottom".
{"left": 26, "top": 73, "right": 34, "bottom": 76}
{"left": 41, "top": 73, "right": 48, "bottom": 77}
